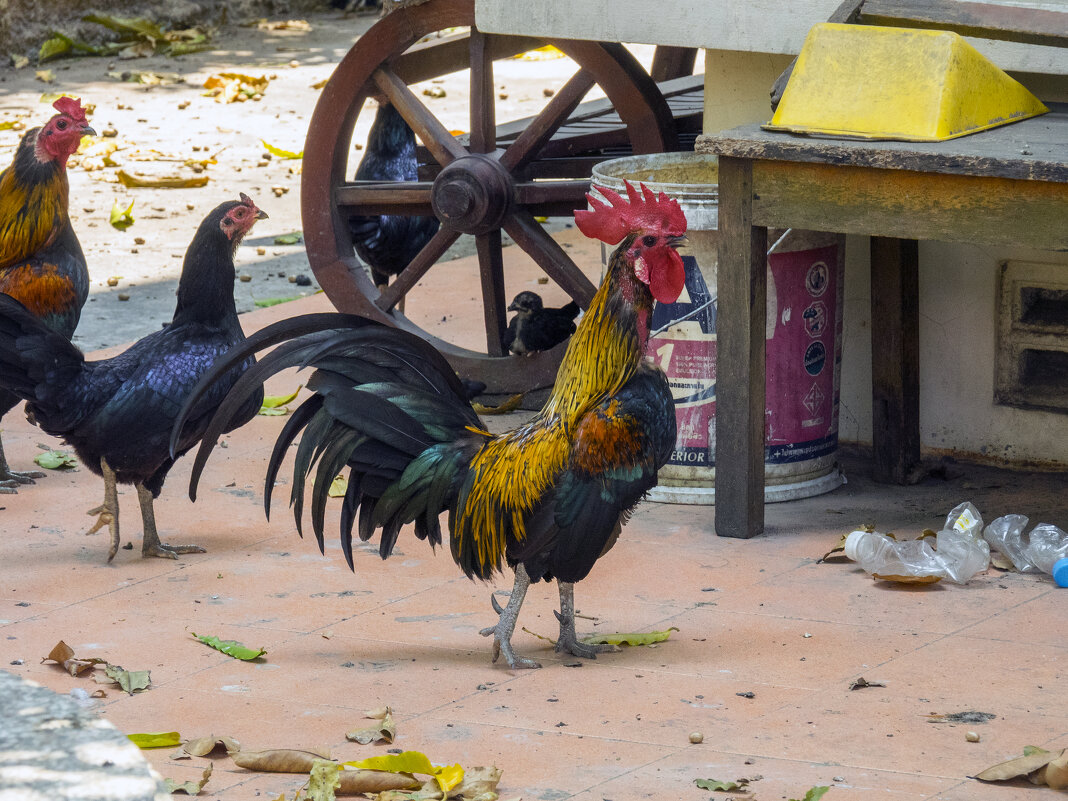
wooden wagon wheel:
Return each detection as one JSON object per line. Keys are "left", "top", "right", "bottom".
{"left": 302, "top": 0, "right": 677, "bottom": 392}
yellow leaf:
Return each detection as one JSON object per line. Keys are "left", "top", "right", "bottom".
{"left": 36, "top": 69, "right": 55, "bottom": 83}
{"left": 110, "top": 199, "right": 135, "bottom": 231}
{"left": 345, "top": 751, "right": 464, "bottom": 793}
{"left": 262, "top": 139, "right": 303, "bottom": 159}
{"left": 164, "top": 763, "right": 212, "bottom": 795}
{"left": 512, "top": 45, "right": 565, "bottom": 60}
{"left": 117, "top": 169, "right": 209, "bottom": 189}
{"left": 308, "top": 759, "right": 340, "bottom": 801}
{"left": 259, "top": 386, "right": 302, "bottom": 416}
{"left": 471, "top": 393, "right": 523, "bottom": 415}
{"left": 328, "top": 474, "right": 347, "bottom": 498}
{"left": 0, "top": 120, "right": 16, "bottom": 130}
{"left": 128, "top": 731, "right": 182, "bottom": 749}
{"left": 583, "top": 627, "right": 679, "bottom": 646}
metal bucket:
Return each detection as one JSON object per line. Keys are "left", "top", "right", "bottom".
{"left": 591, "top": 152, "right": 845, "bottom": 504}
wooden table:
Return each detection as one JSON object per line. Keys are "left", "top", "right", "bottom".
{"left": 698, "top": 104, "right": 1068, "bottom": 539}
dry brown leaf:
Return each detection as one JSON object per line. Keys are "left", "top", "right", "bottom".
{"left": 365, "top": 706, "right": 392, "bottom": 720}
{"left": 337, "top": 769, "right": 421, "bottom": 793}
{"left": 1043, "top": 750, "right": 1068, "bottom": 790}
{"left": 41, "top": 640, "right": 104, "bottom": 676}
{"left": 872, "top": 573, "right": 943, "bottom": 584}
{"left": 346, "top": 711, "right": 395, "bottom": 745}
{"left": 848, "top": 677, "right": 886, "bottom": 690}
{"left": 232, "top": 748, "right": 332, "bottom": 773}
{"left": 471, "top": 393, "right": 523, "bottom": 415}
{"left": 182, "top": 734, "right": 241, "bottom": 757}
{"left": 976, "top": 746, "right": 1066, "bottom": 784}
{"left": 117, "top": 169, "right": 209, "bottom": 189}
{"left": 165, "top": 762, "right": 212, "bottom": 795}
{"left": 454, "top": 765, "right": 503, "bottom": 798}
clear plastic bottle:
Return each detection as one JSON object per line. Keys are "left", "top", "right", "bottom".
{"left": 843, "top": 502, "right": 990, "bottom": 584}
{"left": 983, "top": 516, "right": 1068, "bottom": 580}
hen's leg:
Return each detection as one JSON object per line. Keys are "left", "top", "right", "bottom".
{"left": 137, "top": 483, "right": 206, "bottom": 559}
{"left": 0, "top": 435, "right": 45, "bottom": 493}
{"left": 554, "top": 582, "right": 620, "bottom": 660}
{"left": 479, "top": 564, "right": 540, "bottom": 670}
{"left": 84, "top": 458, "right": 122, "bottom": 562}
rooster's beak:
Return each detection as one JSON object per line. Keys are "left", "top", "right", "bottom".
{"left": 255, "top": 208, "right": 269, "bottom": 220}
{"left": 80, "top": 125, "right": 97, "bottom": 138}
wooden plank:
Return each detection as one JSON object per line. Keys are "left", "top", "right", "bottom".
{"left": 649, "top": 46, "right": 698, "bottom": 82}
{"left": 714, "top": 157, "right": 767, "bottom": 539}
{"left": 391, "top": 32, "right": 544, "bottom": 85}
{"left": 746, "top": 161, "right": 1068, "bottom": 251}
{"left": 697, "top": 109, "right": 1068, "bottom": 183}
{"left": 861, "top": 0, "right": 1068, "bottom": 48}
{"left": 870, "top": 237, "right": 921, "bottom": 484}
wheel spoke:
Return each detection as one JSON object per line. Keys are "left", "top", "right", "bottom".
{"left": 372, "top": 66, "right": 467, "bottom": 166}
{"left": 514, "top": 179, "right": 591, "bottom": 216}
{"left": 376, "top": 227, "right": 460, "bottom": 312}
{"left": 503, "top": 209, "right": 597, "bottom": 306}
{"left": 476, "top": 230, "right": 508, "bottom": 356}
{"left": 499, "top": 68, "right": 596, "bottom": 172}
{"left": 335, "top": 181, "right": 434, "bottom": 216}
{"left": 468, "top": 29, "right": 495, "bottom": 154}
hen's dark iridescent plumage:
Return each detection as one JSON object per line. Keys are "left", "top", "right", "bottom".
{"left": 0, "top": 196, "right": 266, "bottom": 560}
{"left": 180, "top": 182, "right": 686, "bottom": 669}
{"left": 349, "top": 103, "right": 440, "bottom": 289}
{"left": 0, "top": 97, "right": 93, "bottom": 492}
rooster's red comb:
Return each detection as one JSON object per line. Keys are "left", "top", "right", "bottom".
{"left": 574, "top": 180, "right": 686, "bottom": 245}
{"left": 52, "top": 96, "right": 88, "bottom": 124}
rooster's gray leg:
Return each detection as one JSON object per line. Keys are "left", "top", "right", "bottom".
{"left": 137, "top": 483, "right": 206, "bottom": 559}
{"left": 554, "top": 582, "right": 620, "bottom": 660}
{"left": 85, "top": 458, "right": 121, "bottom": 562}
{"left": 0, "top": 436, "right": 45, "bottom": 493}
{"left": 479, "top": 564, "right": 540, "bottom": 669}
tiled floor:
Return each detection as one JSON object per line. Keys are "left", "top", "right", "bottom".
{"left": 2, "top": 241, "right": 1066, "bottom": 800}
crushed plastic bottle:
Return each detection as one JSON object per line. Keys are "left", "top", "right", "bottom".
{"left": 843, "top": 502, "right": 990, "bottom": 585}
{"left": 983, "top": 515, "right": 1068, "bottom": 580}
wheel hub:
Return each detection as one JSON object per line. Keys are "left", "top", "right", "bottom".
{"left": 431, "top": 154, "right": 513, "bottom": 235}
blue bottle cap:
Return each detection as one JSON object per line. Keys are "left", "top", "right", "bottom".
{"left": 1053, "top": 557, "right": 1068, "bottom": 588}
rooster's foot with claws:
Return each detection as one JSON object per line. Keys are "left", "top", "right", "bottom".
{"left": 479, "top": 565, "right": 540, "bottom": 670}
{"left": 142, "top": 541, "right": 207, "bottom": 560}
{"left": 0, "top": 467, "right": 45, "bottom": 492}
{"left": 554, "top": 582, "right": 620, "bottom": 661}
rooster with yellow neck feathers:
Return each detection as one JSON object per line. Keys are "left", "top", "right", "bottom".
{"left": 179, "top": 182, "right": 686, "bottom": 668}
{"left": 0, "top": 97, "right": 94, "bottom": 492}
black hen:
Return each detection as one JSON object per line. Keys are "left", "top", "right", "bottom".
{"left": 349, "top": 103, "right": 440, "bottom": 298}
{"left": 0, "top": 195, "right": 266, "bottom": 561}
{"left": 502, "top": 291, "right": 580, "bottom": 355}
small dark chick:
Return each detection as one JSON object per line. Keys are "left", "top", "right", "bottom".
{"left": 502, "top": 291, "right": 581, "bottom": 355}
{"left": 349, "top": 103, "right": 440, "bottom": 306}
{"left": 0, "top": 195, "right": 266, "bottom": 561}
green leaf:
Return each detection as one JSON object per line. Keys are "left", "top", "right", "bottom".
{"left": 39, "top": 34, "right": 73, "bottom": 63}
{"left": 192, "top": 632, "right": 266, "bottom": 661}
{"left": 328, "top": 475, "right": 347, "bottom": 498}
{"left": 105, "top": 664, "right": 151, "bottom": 694}
{"left": 583, "top": 627, "right": 679, "bottom": 646}
{"left": 253, "top": 296, "right": 301, "bottom": 308}
{"left": 110, "top": 198, "right": 135, "bottom": 231}
{"left": 34, "top": 449, "right": 78, "bottom": 470}
{"left": 82, "top": 13, "right": 165, "bottom": 40}
{"left": 695, "top": 778, "right": 742, "bottom": 791}
{"left": 258, "top": 386, "right": 301, "bottom": 416}
{"left": 128, "top": 731, "right": 182, "bottom": 749}
{"left": 261, "top": 140, "right": 303, "bottom": 159}
{"left": 273, "top": 233, "right": 303, "bottom": 245}
{"left": 792, "top": 787, "right": 830, "bottom": 801}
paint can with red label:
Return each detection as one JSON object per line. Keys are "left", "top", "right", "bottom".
{"left": 591, "top": 153, "right": 845, "bottom": 504}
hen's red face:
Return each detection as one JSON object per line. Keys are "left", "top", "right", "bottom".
{"left": 37, "top": 111, "right": 95, "bottom": 164}
{"left": 627, "top": 231, "right": 687, "bottom": 304}
{"left": 220, "top": 193, "right": 268, "bottom": 241}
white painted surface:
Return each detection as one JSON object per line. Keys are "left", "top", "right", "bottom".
{"left": 837, "top": 240, "right": 1068, "bottom": 466}
{"left": 476, "top": 0, "right": 1068, "bottom": 74}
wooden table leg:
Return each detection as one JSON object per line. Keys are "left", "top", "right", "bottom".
{"left": 715, "top": 156, "right": 767, "bottom": 538}
{"left": 870, "top": 236, "right": 921, "bottom": 483}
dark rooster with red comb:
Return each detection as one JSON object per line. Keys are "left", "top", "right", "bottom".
{"left": 0, "top": 97, "right": 94, "bottom": 492}
{"left": 179, "top": 182, "right": 686, "bottom": 668}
